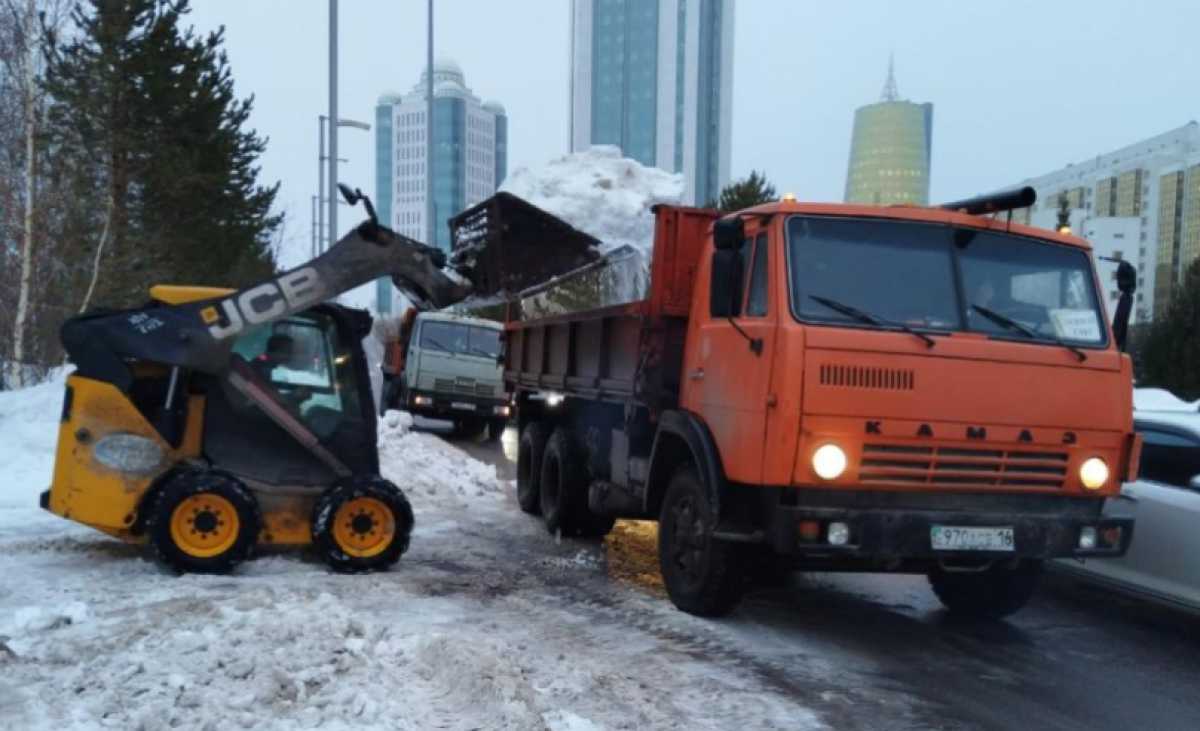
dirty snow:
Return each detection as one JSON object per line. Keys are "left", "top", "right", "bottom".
{"left": 0, "top": 375, "right": 835, "bottom": 730}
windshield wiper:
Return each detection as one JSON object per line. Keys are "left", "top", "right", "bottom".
{"left": 424, "top": 338, "right": 456, "bottom": 354}
{"left": 809, "top": 295, "right": 936, "bottom": 348}
{"left": 971, "top": 303, "right": 1087, "bottom": 362}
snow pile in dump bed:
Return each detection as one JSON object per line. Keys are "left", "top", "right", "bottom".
{"left": 501, "top": 146, "right": 685, "bottom": 307}
{"left": 0, "top": 372, "right": 66, "bottom": 512}
{"left": 1134, "top": 387, "right": 1200, "bottom": 412}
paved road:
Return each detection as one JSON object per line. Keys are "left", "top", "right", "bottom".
{"left": 428, "top": 421, "right": 1200, "bottom": 731}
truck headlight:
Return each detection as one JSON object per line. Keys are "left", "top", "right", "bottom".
{"left": 812, "top": 444, "right": 847, "bottom": 480}
{"left": 92, "top": 433, "right": 164, "bottom": 475}
{"left": 1079, "top": 457, "right": 1109, "bottom": 490}
{"left": 412, "top": 395, "right": 433, "bottom": 407}
{"left": 493, "top": 405, "right": 511, "bottom": 417}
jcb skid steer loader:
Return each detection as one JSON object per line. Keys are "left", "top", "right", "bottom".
{"left": 40, "top": 186, "right": 598, "bottom": 574}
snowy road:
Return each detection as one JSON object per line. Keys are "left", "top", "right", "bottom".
{"left": 4, "top": 381, "right": 1200, "bottom": 730}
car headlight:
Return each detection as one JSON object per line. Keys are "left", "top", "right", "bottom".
{"left": 92, "top": 433, "right": 165, "bottom": 475}
{"left": 812, "top": 444, "right": 847, "bottom": 480}
{"left": 1079, "top": 457, "right": 1109, "bottom": 490}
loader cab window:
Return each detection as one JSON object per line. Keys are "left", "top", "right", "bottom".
{"left": 232, "top": 314, "right": 358, "bottom": 434}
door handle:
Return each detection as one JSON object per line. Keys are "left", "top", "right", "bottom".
{"left": 688, "top": 368, "right": 705, "bottom": 381}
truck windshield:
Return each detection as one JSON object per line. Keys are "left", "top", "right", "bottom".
{"left": 787, "top": 216, "right": 1107, "bottom": 347}
{"left": 420, "top": 320, "right": 502, "bottom": 358}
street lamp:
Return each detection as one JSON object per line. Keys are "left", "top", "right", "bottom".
{"left": 317, "top": 114, "right": 371, "bottom": 254}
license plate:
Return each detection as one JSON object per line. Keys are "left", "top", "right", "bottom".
{"left": 450, "top": 402, "right": 476, "bottom": 411}
{"left": 931, "top": 525, "right": 1014, "bottom": 552}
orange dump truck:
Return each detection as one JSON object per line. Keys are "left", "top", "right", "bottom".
{"left": 498, "top": 188, "right": 1140, "bottom": 618}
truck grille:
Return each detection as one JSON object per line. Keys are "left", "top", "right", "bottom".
{"left": 432, "top": 377, "right": 497, "bottom": 399}
{"left": 858, "top": 444, "right": 1068, "bottom": 489}
{"left": 819, "top": 364, "right": 914, "bottom": 391}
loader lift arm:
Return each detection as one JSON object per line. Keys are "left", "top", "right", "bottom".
{"left": 61, "top": 186, "right": 602, "bottom": 392}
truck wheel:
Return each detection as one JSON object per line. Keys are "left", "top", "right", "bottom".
{"left": 146, "top": 471, "right": 261, "bottom": 575}
{"left": 927, "top": 559, "right": 1041, "bottom": 618}
{"left": 517, "top": 422, "right": 549, "bottom": 514}
{"left": 312, "top": 476, "right": 414, "bottom": 573}
{"left": 486, "top": 418, "right": 507, "bottom": 442}
{"left": 538, "top": 427, "right": 604, "bottom": 536}
{"left": 657, "top": 466, "right": 744, "bottom": 617}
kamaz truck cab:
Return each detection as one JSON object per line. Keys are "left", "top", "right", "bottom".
{"left": 383, "top": 312, "right": 510, "bottom": 440}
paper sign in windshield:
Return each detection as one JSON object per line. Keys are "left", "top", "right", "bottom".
{"left": 1050, "top": 309, "right": 1101, "bottom": 342}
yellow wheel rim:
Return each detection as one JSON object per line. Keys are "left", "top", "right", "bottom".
{"left": 169, "top": 494, "right": 240, "bottom": 558}
{"left": 332, "top": 497, "right": 395, "bottom": 558}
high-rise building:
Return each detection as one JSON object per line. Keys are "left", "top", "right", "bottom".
{"left": 999, "top": 122, "right": 1200, "bottom": 323}
{"left": 374, "top": 58, "right": 507, "bottom": 313}
{"left": 569, "top": 0, "right": 734, "bottom": 206}
{"left": 844, "top": 58, "right": 933, "bottom": 206}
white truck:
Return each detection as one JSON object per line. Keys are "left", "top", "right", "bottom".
{"left": 381, "top": 311, "right": 510, "bottom": 440}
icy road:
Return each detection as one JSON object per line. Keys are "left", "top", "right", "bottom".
{"left": 3, "top": 379, "right": 1200, "bottom": 730}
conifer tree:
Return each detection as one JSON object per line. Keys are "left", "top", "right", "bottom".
{"left": 1139, "top": 257, "right": 1200, "bottom": 399}
{"left": 713, "top": 170, "right": 777, "bottom": 213}
{"left": 42, "top": 0, "right": 280, "bottom": 309}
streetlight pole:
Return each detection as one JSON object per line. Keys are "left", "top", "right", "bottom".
{"left": 426, "top": 0, "right": 434, "bottom": 248}
{"left": 311, "top": 194, "right": 319, "bottom": 258}
{"left": 318, "top": 114, "right": 371, "bottom": 254}
{"left": 318, "top": 115, "right": 326, "bottom": 253}
{"left": 328, "top": 0, "right": 339, "bottom": 251}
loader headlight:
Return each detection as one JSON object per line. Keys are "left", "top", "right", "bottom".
{"left": 1079, "top": 457, "right": 1109, "bottom": 490}
{"left": 92, "top": 433, "right": 165, "bottom": 475}
{"left": 811, "top": 444, "right": 848, "bottom": 481}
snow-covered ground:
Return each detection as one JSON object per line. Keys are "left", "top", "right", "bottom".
{"left": 0, "top": 376, "right": 832, "bottom": 730}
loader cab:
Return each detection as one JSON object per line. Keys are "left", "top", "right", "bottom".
{"left": 203, "top": 302, "right": 379, "bottom": 486}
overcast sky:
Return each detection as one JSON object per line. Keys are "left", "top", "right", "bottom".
{"left": 186, "top": 0, "right": 1200, "bottom": 268}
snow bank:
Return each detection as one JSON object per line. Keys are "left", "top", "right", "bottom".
{"left": 1134, "top": 387, "right": 1200, "bottom": 412}
{"left": 0, "top": 372, "right": 66, "bottom": 511}
{"left": 501, "top": 146, "right": 685, "bottom": 308}
{"left": 378, "top": 410, "right": 505, "bottom": 509}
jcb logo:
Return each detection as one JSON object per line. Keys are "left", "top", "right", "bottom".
{"left": 201, "top": 267, "right": 323, "bottom": 340}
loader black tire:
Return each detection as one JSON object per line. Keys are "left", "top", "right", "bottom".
{"left": 539, "top": 428, "right": 615, "bottom": 538}
{"left": 517, "top": 422, "right": 549, "bottom": 514}
{"left": 927, "top": 559, "right": 1041, "bottom": 619}
{"left": 146, "top": 471, "right": 260, "bottom": 575}
{"left": 312, "top": 476, "right": 414, "bottom": 574}
{"left": 657, "top": 466, "right": 745, "bottom": 617}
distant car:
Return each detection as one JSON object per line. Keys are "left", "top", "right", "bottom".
{"left": 1054, "top": 410, "right": 1200, "bottom": 612}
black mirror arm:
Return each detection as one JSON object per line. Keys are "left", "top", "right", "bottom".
{"left": 727, "top": 316, "right": 763, "bottom": 356}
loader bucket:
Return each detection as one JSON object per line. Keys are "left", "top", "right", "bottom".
{"left": 448, "top": 192, "right": 602, "bottom": 300}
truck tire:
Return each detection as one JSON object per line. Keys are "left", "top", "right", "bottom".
{"left": 312, "top": 476, "right": 414, "bottom": 574}
{"left": 517, "top": 422, "right": 549, "bottom": 514}
{"left": 146, "top": 470, "right": 261, "bottom": 575}
{"left": 927, "top": 559, "right": 1041, "bottom": 618}
{"left": 539, "top": 427, "right": 614, "bottom": 537}
{"left": 657, "top": 466, "right": 744, "bottom": 617}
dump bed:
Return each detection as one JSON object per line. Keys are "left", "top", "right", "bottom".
{"left": 502, "top": 206, "right": 718, "bottom": 416}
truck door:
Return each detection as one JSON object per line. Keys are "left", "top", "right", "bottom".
{"left": 681, "top": 229, "right": 777, "bottom": 484}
